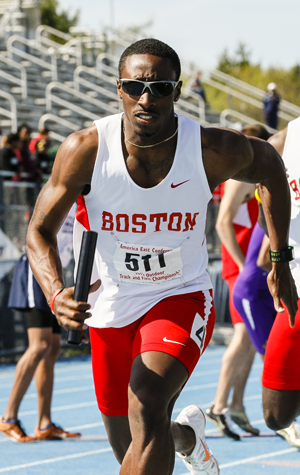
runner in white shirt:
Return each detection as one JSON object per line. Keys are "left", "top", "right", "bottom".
{"left": 26, "top": 39, "right": 297, "bottom": 475}
{"left": 262, "top": 118, "right": 300, "bottom": 439}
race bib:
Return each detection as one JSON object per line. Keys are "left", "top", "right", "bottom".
{"left": 113, "top": 241, "right": 183, "bottom": 284}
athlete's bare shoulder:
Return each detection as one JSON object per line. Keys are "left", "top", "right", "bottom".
{"left": 268, "top": 127, "right": 287, "bottom": 156}
{"left": 200, "top": 126, "right": 253, "bottom": 189}
{"left": 51, "top": 124, "right": 98, "bottom": 190}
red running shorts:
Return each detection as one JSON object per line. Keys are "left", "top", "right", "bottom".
{"left": 226, "top": 274, "right": 243, "bottom": 325}
{"left": 262, "top": 298, "right": 300, "bottom": 391}
{"left": 89, "top": 289, "right": 215, "bottom": 416}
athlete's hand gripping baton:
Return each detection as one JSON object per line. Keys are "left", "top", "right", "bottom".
{"left": 67, "top": 230, "right": 98, "bottom": 345}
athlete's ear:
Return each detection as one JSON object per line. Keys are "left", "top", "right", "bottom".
{"left": 174, "top": 81, "right": 182, "bottom": 102}
{"left": 116, "top": 79, "right": 123, "bottom": 99}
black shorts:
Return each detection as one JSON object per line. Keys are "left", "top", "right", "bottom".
{"left": 23, "top": 307, "right": 61, "bottom": 334}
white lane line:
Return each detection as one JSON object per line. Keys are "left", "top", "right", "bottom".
{"left": 54, "top": 373, "right": 92, "bottom": 382}
{"left": 66, "top": 422, "right": 104, "bottom": 430}
{"left": 192, "top": 362, "right": 262, "bottom": 377}
{"left": 0, "top": 447, "right": 113, "bottom": 472}
{"left": 19, "top": 401, "right": 97, "bottom": 416}
{"left": 204, "top": 418, "right": 266, "bottom": 434}
{"left": 220, "top": 447, "right": 297, "bottom": 469}
{"left": 185, "top": 376, "right": 260, "bottom": 392}
{"left": 173, "top": 393, "right": 263, "bottom": 415}
{"left": 0, "top": 385, "right": 95, "bottom": 403}
{"left": 0, "top": 365, "right": 93, "bottom": 381}
{"left": 0, "top": 374, "right": 93, "bottom": 390}
{"left": 177, "top": 447, "right": 298, "bottom": 474}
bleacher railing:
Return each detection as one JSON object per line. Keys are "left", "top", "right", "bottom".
{"left": 45, "top": 81, "right": 119, "bottom": 122}
{"left": 38, "top": 113, "right": 80, "bottom": 142}
{"left": 0, "top": 53, "right": 27, "bottom": 99}
{"left": 0, "top": 89, "right": 17, "bottom": 131}
{"left": 210, "top": 69, "right": 300, "bottom": 118}
{"left": 220, "top": 109, "right": 277, "bottom": 134}
{"left": 7, "top": 34, "right": 58, "bottom": 80}
{"left": 204, "top": 71, "right": 299, "bottom": 124}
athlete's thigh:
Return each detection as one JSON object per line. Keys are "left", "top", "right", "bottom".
{"left": 227, "top": 275, "right": 243, "bottom": 325}
{"left": 27, "top": 326, "right": 53, "bottom": 347}
{"left": 24, "top": 307, "right": 54, "bottom": 329}
{"left": 132, "top": 289, "right": 216, "bottom": 380}
{"left": 89, "top": 321, "right": 141, "bottom": 417}
{"left": 233, "top": 292, "right": 276, "bottom": 354}
{"left": 263, "top": 299, "right": 300, "bottom": 391}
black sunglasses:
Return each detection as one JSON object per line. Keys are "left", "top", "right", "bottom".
{"left": 120, "top": 79, "right": 180, "bottom": 98}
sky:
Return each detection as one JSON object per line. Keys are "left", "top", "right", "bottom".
{"left": 59, "top": 0, "right": 300, "bottom": 73}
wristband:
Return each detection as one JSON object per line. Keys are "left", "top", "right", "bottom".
{"left": 269, "top": 246, "right": 294, "bottom": 263}
{"left": 50, "top": 287, "right": 65, "bottom": 314}
{"left": 254, "top": 188, "right": 262, "bottom": 204}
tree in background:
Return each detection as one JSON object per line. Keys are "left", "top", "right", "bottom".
{"left": 204, "top": 42, "right": 300, "bottom": 129}
{"left": 40, "top": 0, "right": 79, "bottom": 33}
{"left": 218, "top": 43, "right": 251, "bottom": 74}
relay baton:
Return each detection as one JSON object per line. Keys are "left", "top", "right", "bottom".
{"left": 67, "top": 230, "right": 98, "bottom": 345}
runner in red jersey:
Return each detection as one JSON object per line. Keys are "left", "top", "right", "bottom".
{"left": 206, "top": 125, "right": 270, "bottom": 440}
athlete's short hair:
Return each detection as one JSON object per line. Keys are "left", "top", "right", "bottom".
{"left": 118, "top": 38, "right": 181, "bottom": 80}
{"left": 241, "top": 124, "right": 272, "bottom": 141}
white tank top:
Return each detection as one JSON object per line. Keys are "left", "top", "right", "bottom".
{"left": 73, "top": 113, "right": 213, "bottom": 328}
{"left": 282, "top": 116, "right": 300, "bottom": 293}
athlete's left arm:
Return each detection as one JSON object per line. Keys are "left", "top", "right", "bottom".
{"left": 233, "top": 135, "right": 298, "bottom": 327}
{"left": 257, "top": 234, "right": 272, "bottom": 273}
{"left": 202, "top": 127, "right": 298, "bottom": 327}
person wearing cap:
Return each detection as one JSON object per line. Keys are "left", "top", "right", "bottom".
{"left": 263, "top": 83, "right": 281, "bottom": 130}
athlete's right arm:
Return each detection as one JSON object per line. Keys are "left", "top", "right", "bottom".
{"left": 26, "top": 125, "right": 100, "bottom": 330}
{"left": 216, "top": 179, "right": 255, "bottom": 271}
{"left": 256, "top": 234, "right": 272, "bottom": 272}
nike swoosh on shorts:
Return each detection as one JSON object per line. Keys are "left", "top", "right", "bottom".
{"left": 163, "top": 337, "right": 186, "bottom": 346}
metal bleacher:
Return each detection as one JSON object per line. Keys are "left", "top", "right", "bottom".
{"left": 0, "top": 25, "right": 215, "bottom": 143}
{"left": 0, "top": 16, "right": 299, "bottom": 144}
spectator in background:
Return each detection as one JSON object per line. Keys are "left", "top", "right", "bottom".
{"left": 0, "top": 133, "right": 22, "bottom": 180}
{"left": 34, "top": 134, "right": 53, "bottom": 176}
{"left": 0, "top": 127, "right": 4, "bottom": 148}
{"left": 188, "top": 71, "right": 207, "bottom": 103}
{"left": 263, "top": 83, "right": 280, "bottom": 130}
{"left": 29, "top": 127, "right": 50, "bottom": 155}
{"left": 0, "top": 205, "right": 81, "bottom": 442}
{"left": 15, "top": 124, "right": 41, "bottom": 183}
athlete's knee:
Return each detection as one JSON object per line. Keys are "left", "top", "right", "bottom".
{"left": 128, "top": 382, "right": 170, "bottom": 427}
{"left": 47, "top": 337, "right": 60, "bottom": 362}
{"left": 29, "top": 339, "right": 52, "bottom": 361}
{"left": 263, "top": 406, "right": 293, "bottom": 431}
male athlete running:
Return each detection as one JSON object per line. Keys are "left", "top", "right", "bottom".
{"left": 262, "top": 118, "right": 300, "bottom": 435}
{"left": 26, "top": 39, "right": 297, "bottom": 475}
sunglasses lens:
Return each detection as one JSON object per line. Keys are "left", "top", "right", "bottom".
{"left": 121, "top": 81, "right": 144, "bottom": 96}
{"left": 121, "top": 81, "right": 176, "bottom": 97}
{"left": 152, "top": 82, "right": 175, "bottom": 97}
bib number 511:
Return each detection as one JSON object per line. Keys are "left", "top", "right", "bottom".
{"left": 125, "top": 252, "right": 166, "bottom": 272}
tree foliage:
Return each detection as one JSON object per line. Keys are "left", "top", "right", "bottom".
{"left": 40, "top": 0, "right": 79, "bottom": 33}
{"left": 218, "top": 42, "right": 251, "bottom": 73}
{"left": 204, "top": 43, "right": 300, "bottom": 129}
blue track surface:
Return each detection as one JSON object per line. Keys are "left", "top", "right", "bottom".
{"left": 0, "top": 346, "right": 299, "bottom": 474}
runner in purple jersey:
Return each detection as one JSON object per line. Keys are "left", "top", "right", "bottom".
{"left": 233, "top": 217, "right": 300, "bottom": 447}
{"left": 233, "top": 222, "right": 276, "bottom": 355}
